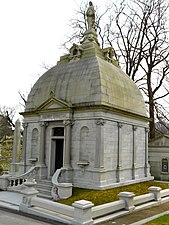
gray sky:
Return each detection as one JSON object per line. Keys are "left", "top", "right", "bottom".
{"left": 0, "top": 0, "right": 82, "bottom": 114}
{"left": 0, "top": 0, "right": 110, "bottom": 121}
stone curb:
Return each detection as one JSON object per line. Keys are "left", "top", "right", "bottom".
{"left": 130, "top": 210, "right": 169, "bottom": 225}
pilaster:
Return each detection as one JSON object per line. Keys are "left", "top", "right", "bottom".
{"left": 39, "top": 122, "right": 48, "bottom": 165}
{"left": 63, "top": 119, "right": 74, "bottom": 169}
{"left": 95, "top": 118, "right": 105, "bottom": 168}
{"left": 19, "top": 123, "right": 28, "bottom": 173}
{"left": 132, "top": 125, "right": 137, "bottom": 179}
{"left": 116, "top": 122, "right": 123, "bottom": 182}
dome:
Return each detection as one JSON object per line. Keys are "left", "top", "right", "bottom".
{"left": 25, "top": 44, "right": 147, "bottom": 118}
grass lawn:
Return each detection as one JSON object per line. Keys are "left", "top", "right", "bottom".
{"left": 144, "top": 214, "right": 169, "bottom": 224}
{"left": 58, "top": 181, "right": 169, "bottom": 206}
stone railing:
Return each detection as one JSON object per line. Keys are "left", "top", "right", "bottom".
{"left": 19, "top": 186, "right": 169, "bottom": 225}
{"left": 8, "top": 166, "right": 40, "bottom": 191}
{"left": 0, "top": 166, "right": 40, "bottom": 191}
{"left": 51, "top": 168, "right": 72, "bottom": 200}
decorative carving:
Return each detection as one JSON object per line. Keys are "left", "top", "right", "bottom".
{"left": 26, "top": 167, "right": 39, "bottom": 182}
{"left": 95, "top": 118, "right": 105, "bottom": 126}
{"left": 117, "top": 122, "right": 123, "bottom": 128}
{"left": 63, "top": 120, "right": 74, "bottom": 126}
{"left": 86, "top": 1, "right": 96, "bottom": 30}
{"left": 145, "top": 128, "right": 149, "bottom": 133}
{"left": 22, "top": 196, "right": 27, "bottom": 204}
{"left": 40, "top": 122, "right": 48, "bottom": 127}
{"left": 133, "top": 125, "right": 137, "bottom": 131}
{"left": 102, "top": 47, "right": 119, "bottom": 67}
{"left": 69, "top": 43, "right": 83, "bottom": 61}
{"left": 52, "top": 185, "right": 58, "bottom": 197}
{"left": 23, "top": 123, "right": 28, "bottom": 128}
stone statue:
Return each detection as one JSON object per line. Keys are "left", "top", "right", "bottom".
{"left": 86, "top": 1, "right": 96, "bottom": 30}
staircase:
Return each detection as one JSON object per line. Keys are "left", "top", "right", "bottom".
{"left": 36, "top": 179, "right": 53, "bottom": 200}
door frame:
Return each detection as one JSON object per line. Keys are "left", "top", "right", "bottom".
{"left": 49, "top": 126, "right": 65, "bottom": 177}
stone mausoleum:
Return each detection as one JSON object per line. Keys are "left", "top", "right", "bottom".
{"left": 149, "top": 135, "right": 169, "bottom": 181}
{"left": 14, "top": 2, "right": 152, "bottom": 192}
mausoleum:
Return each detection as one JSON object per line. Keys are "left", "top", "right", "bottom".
{"left": 7, "top": 2, "right": 153, "bottom": 198}
{"left": 149, "top": 135, "right": 169, "bottom": 181}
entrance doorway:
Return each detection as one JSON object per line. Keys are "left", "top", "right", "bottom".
{"left": 54, "top": 139, "right": 64, "bottom": 170}
{"left": 50, "top": 127, "right": 64, "bottom": 176}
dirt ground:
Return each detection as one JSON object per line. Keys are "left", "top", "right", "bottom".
{"left": 97, "top": 202, "right": 169, "bottom": 225}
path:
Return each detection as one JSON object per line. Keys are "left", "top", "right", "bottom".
{"left": 0, "top": 208, "right": 64, "bottom": 225}
{"left": 1, "top": 191, "right": 169, "bottom": 224}
{"left": 97, "top": 201, "right": 169, "bottom": 225}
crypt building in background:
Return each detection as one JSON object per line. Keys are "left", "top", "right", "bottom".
{"left": 17, "top": 2, "right": 152, "bottom": 190}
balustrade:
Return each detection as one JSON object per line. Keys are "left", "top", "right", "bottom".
{"left": 7, "top": 166, "right": 39, "bottom": 190}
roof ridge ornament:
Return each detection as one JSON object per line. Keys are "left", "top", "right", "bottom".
{"left": 81, "top": 1, "right": 99, "bottom": 46}
{"left": 86, "top": 1, "right": 96, "bottom": 31}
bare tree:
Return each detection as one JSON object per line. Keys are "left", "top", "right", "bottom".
{"left": 18, "top": 91, "right": 27, "bottom": 108}
{"left": 114, "top": 0, "right": 169, "bottom": 139}
{"left": 62, "top": 1, "right": 115, "bottom": 50}
{"left": 61, "top": 0, "right": 169, "bottom": 139}
{"left": 0, "top": 105, "right": 15, "bottom": 140}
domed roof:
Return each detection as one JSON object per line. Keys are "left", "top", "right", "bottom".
{"left": 25, "top": 8, "right": 147, "bottom": 119}
{"left": 25, "top": 42, "right": 147, "bottom": 118}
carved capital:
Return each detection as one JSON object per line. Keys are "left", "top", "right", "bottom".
{"left": 23, "top": 123, "right": 28, "bottom": 128}
{"left": 40, "top": 122, "right": 48, "bottom": 127}
{"left": 117, "top": 122, "right": 123, "bottom": 128}
{"left": 63, "top": 119, "right": 74, "bottom": 126}
{"left": 95, "top": 118, "right": 105, "bottom": 126}
{"left": 133, "top": 125, "right": 137, "bottom": 131}
{"left": 145, "top": 128, "right": 149, "bottom": 133}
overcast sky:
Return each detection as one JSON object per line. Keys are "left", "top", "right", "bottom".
{"left": 0, "top": 0, "right": 112, "bottom": 122}
{"left": 0, "top": 0, "right": 85, "bottom": 117}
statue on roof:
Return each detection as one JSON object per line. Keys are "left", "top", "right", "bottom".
{"left": 86, "top": 1, "right": 96, "bottom": 30}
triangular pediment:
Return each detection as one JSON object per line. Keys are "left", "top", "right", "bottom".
{"left": 36, "top": 97, "right": 71, "bottom": 111}
{"left": 149, "top": 135, "right": 169, "bottom": 147}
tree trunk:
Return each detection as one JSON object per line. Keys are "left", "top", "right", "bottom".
{"left": 149, "top": 98, "right": 155, "bottom": 139}
{"left": 147, "top": 72, "right": 155, "bottom": 139}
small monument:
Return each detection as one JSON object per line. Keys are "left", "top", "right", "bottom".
{"left": 12, "top": 2, "right": 152, "bottom": 193}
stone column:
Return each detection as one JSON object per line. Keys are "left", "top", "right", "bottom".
{"left": 116, "top": 122, "right": 123, "bottom": 182}
{"left": 63, "top": 120, "right": 74, "bottom": 168}
{"left": 95, "top": 118, "right": 105, "bottom": 168}
{"left": 39, "top": 122, "right": 48, "bottom": 165}
{"left": 132, "top": 125, "right": 137, "bottom": 180}
{"left": 21, "top": 122, "right": 28, "bottom": 173}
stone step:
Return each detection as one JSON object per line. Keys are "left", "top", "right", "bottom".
{"left": 36, "top": 179, "right": 53, "bottom": 200}
{"left": 37, "top": 188, "right": 52, "bottom": 196}
{"left": 36, "top": 179, "right": 52, "bottom": 185}
{"left": 36, "top": 183, "right": 52, "bottom": 191}
{"left": 37, "top": 193, "right": 53, "bottom": 200}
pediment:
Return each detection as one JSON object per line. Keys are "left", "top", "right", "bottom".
{"left": 149, "top": 135, "right": 169, "bottom": 147}
{"left": 36, "top": 97, "right": 71, "bottom": 111}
